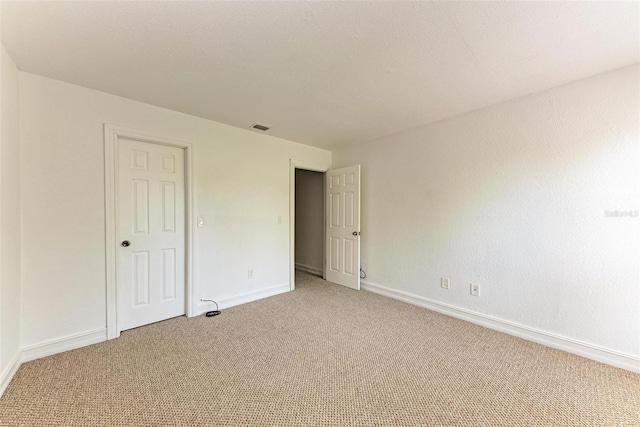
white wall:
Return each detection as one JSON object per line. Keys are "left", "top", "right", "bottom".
{"left": 295, "top": 169, "right": 324, "bottom": 275}
{"left": 0, "top": 45, "right": 21, "bottom": 389}
{"left": 19, "top": 72, "right": 331, "bottom": 348}
{"left": 333, "top": 65, "right": 640, "bottom": 366}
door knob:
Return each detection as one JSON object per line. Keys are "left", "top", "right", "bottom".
{"left": 121, "top": 240, "right": 131, "bottom": 247}
{"left": 352, "top": 231, "right": 360, "bottom": 236}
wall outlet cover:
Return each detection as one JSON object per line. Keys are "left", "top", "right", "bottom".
{"left": 470, "top": 283, "right": 480, "bottom": 296}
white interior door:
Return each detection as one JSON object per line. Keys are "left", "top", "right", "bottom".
{"left": 117, "top": 138, "right": 186, "bottom": 331}
{"left": 325, "top": 165, "right": 361, "bottom": 290}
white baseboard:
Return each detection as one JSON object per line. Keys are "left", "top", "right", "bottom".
{"left": 295, "top": 263, "right": 323, "bottom": 277}
{"left": 3, "top": 282, "right": 291, "bottom": 396}
{"left": 1, "top": 327, "right": 107, "bottom": 397}
{"left": 196, "top": 283, "right": 290, "bottom": 316}
{"left": 0, "top": 349, "right": 23, "bottom": 397}
{"left": 21, "top": 328, "right": 107, "bottom": 363}
{"left": 361, "top": 280, "right": 640, "bottom": 374}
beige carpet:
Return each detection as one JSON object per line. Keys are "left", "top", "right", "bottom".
{"left": 1, "top": 271, "right": 638, "bottom": 426}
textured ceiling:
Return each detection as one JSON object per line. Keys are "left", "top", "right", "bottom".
{"left": 2, "top": 1, "right": 638, "bottom": 149}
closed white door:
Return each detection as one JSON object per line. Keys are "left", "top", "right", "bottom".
{"left": 117, "top": 138, "right": 186, "bottom": 331}
{"left": 325, "top": 165, "right": 361, "bottom": 290}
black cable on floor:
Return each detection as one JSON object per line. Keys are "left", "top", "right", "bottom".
{"left": 200, "top": 299, "right": 221, "bottom": 317}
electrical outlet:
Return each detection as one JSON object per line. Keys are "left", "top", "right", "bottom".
{"left": 441, "top": 277, "right": 450, "bottom": 289}
{"left": 248, "top": 269, "right": 255, "bottom": 279}
{"left": 470, "top": 283, "right": 480, "bottom": 296}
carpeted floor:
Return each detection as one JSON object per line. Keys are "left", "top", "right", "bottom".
{"left": 1, "top": 271, "right": 638, "bottom": 426}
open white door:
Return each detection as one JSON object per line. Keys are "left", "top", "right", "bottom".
{"left": 325, "top": 165, "right": 361, "bottom": 290}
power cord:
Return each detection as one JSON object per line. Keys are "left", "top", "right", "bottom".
{"left": 200, "top": 299, "right": 221, "bottom": 317}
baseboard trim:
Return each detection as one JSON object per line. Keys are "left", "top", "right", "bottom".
{"left": 4, "top": 282, "right": 291, "bottom": 395}
{"left": 361, "top": 280, "right": 640, "bottom": 373}
{"left": 1, "top": 328, "right": 107, "bottom": 397}
{"left": 295, "top": 263, "right": 323, "bottom": 277}
{"left": 196, "top": 283, "right": 290, "bottom": 316}
{"left": 21, "top": 328, "right": 107, "bottom": 363}
{"left": 0, "top": 349, "right": 23, "bottom": 397}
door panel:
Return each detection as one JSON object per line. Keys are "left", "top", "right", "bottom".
{"left": 326, "top": 165, "right": 361, "bottom": 290}
{"left": 117, "top": 138, "right": 185, "bottom": 331}
{"left": 344, "top": 239, "right": 354, "bottom": 275}
{"left": 132, "top": 180, "right": 149, "bottom": 234}
{"left": 161, "top": 182, "right": 176, "bottom": 232}
{"left": 132, "top": 251, "right": 150, "bottom": 306}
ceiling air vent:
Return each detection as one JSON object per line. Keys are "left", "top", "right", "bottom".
{"left": 251, "top": 123, "right": 270, "bottom": 131}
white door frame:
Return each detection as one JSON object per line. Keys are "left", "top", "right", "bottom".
{"left": 104, "top": 124, "right": 196, "bottom": 339}
{"left": 289, "top": 160, "right": 329, "bottom": 291}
